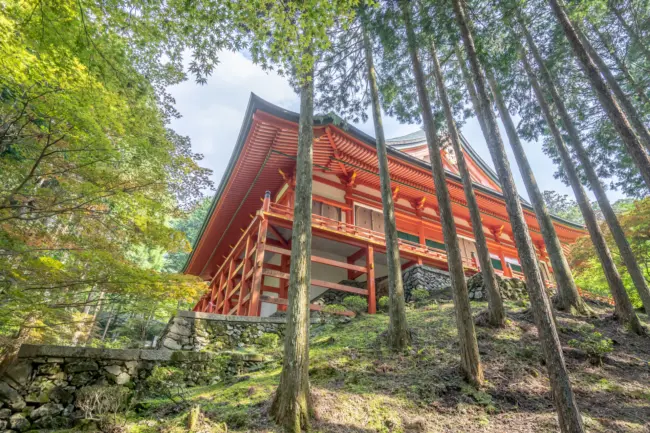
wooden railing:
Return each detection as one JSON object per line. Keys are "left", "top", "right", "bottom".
{"left": 194, "top": 198, "right": 481, "bottom": 316}
{"left": 266, "top": 202, "right": 477, "bottom": 271}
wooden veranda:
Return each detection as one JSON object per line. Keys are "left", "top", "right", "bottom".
{"left": 193, "top": 192, "right": 485, "bottom": 317}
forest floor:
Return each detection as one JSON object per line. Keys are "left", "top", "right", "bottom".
{"left": 62, "top": 299, "right": 649, "bottom": 433}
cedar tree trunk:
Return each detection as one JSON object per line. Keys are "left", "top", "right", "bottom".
{"left": 546, "top": 0, "right": 650, "bottom": 191}
{"left": 362, "top": 18, "right": 412, "bottom": 350}
{"left": 453, "top": 0, "right": 585, "bottom": 430}
{"left": 430, "top": 41, "right": 505, "bottom": 327}
{"left": 270, "top": 70, "right": 315, "bottom": 432}
{"left": 590, "top": 24, "right": 650, "bottom": 108}
{"left": 522, "top": 25, "right": 650, "bottom": 314}
{"left": 521, "top": 52, "right": 645, "bottom": 335}
{"left": 486, "top": 69, "right": 588, "bottom": 315}
{"left": 401, "top": 0, "right": 484, "bottom": 386}
{"left": 576, "top": 25, "right": 650, "bottom": 152}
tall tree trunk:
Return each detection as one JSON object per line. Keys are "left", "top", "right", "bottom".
{"left": 455, "top": 44, "right": 489, "bottom": 136}
{"left": 609, "top": 5, "right": 650, "bottom": 64}
{"left": 430, "top": 42, "right": 505, "bottom": 327}
{"left": 590, "top": 24, "right": 650, "bottom": 108}
{"left": 400, "top": 0, "right": 483, "bottom": 386}
{"left": 545, "top": 0, "right": 650, "bottom": 191}
{"left": 576, "top": 25, "right": 650, "bottom": 152}
{"left": 453, "top": 0, "right": 585, "bottom": 430}
{"left": 361, "top": 16, "right": 411, "bottom": 350}
{"left": 522, "top": 24, "right": 650, "bottom": 315}
{"left": 83, "top": 291, "right": 105, "bottom": 346}
{"left": 101, "top": 306, "right": 117, "bottom": 342}
{"left": 521, "top": 52, "right": 645, "bottom": 335}
{"left": 72, "top": 289, "right": 95, "bottom": 346}
{"left": 270, "top": 65, "right": 315, "bottom": 432}
{"left": 485, "top": 69, "right": 588, "bottom": 315}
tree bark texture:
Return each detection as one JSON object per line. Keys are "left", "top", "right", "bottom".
{"left": 576, "top": 25, "right": 650, "bottom": 152}
{"left": 455, "top": 44, "right": 489, "bottom": 137}
{"left": 590, "top": 24, "right": 650, "bottom": 108}
{"left": 453, "top": 0, "right": 585, "bottom": 430}
{"left": 522, "top": 24, "right": 650, "bottom": 315}
{"left": 546, "top": 0, "right": 650, "bottom": 191}
{"left": 362, "top": 19, "right": 412, "bottom": 350}
{"left": 400, "top": 0, "right": 483, "bottom": 386}
{"left": 521, "top": 52, "right": 645, "bottom": 335}
{"left": 486, "top": 69, "right": 588, "bottom": 315}
{"left": 430, "top": 42, "right": 505, "bottom": 327}
{"left": 270, "top": 71, "right": 314, "bottom": 432}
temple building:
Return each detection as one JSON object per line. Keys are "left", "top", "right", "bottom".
{"left": 184, "top": 94, "right": 585, "bottom": 317}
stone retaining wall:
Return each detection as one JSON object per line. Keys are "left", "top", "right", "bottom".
{"left": 0, "top": 345, "right": 263, "bottom": 431}
{"left": 158, "top": 311, "right": 287, "bottom": 352}
{"left": 466, "top": 272, "right": 528, "bottom": 301}
{"left": 402, "top": 265, "right": 452, "bottom": 300}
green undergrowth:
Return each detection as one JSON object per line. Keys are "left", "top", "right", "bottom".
{"left": 55, "top": 300, "right": 649, "bottom": 433}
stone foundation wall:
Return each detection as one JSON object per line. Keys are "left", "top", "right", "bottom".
{"left": 402, "top": 265, "right": 452, "bottom": 300}
{"left": 158, "top": 311, "right": 286, "bottom": 352}
{"left": 466, "top": 272, "right": 528, "bottom": 301}
{"left": 0, "top": 345, "right": 262, "bottom": 431}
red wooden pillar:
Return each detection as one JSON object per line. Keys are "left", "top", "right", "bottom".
{"left": 500, "top": 251, "right": 512, "bottom": 277}
{"left": 236, "top": 235, "right": 253, "bottom": 316}
{"left": 367, "top": 245, "right": 376, "bottom": 314}
{"left": 212, "top": 272, "right": 225, "bottom": 313}
{"left": 222, "top": 260, "right": 236, "bottom": 314}
{"left": 278, "top": 254, "right": 290, "bottom": 312}
{"left": 249, "top": 191, "right": 271, "bottom": 316}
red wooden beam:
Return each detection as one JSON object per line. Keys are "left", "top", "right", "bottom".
{"left": 261, "top": 268, "right": 368, "bottom": 296}
{"left": 268, "top": 225, "right": 289, "bottom": 248}
{"left": 265, "top": 245, "right": 366, "bottom": 272}
{"left": 367, "top": 245, "right": 376, "bottom": 314}
{"left": 260, "top": 295, "right": 355, "bottom": 317}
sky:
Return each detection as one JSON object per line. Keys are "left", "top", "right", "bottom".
{"left": 168, "top": 50, "right": 625, "bottom": 205}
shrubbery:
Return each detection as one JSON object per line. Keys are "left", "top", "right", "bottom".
{"left": 343, "top": 296, "right": 368, "bottom": 314}
{"left": 76, "top": 385, "right": 131, "bottom": 432}
{"left": 258, "top": 332, "right": 280, "bottom": 348}
{"left": 378, "top": 296, "right": 390, "bottom": 312}
{"left": 410, "top": 288, "right": 430, "bottom": 304}
{"left": 323, "top": 304, "right": 348, "bottom": 315}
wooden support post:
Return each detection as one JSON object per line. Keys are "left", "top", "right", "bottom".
{"left": 208, "top": 272, "right": 219, "bottom": 313}
{"left": 236, "top": 235, "right": 253, "bottom": 316}
{"left": 500, "top": 250, "right": 511, "bottom": 278}
{"left": 249, "top": 191, "right": 271, "bottom": 316}
{"left": 214, "top": 272, "right": 226, "bottom": 314}
{"left": 278, "top": 254, "right": 289, "bottom": 312}
{"left": 367, "top": 245, "right": 376, "bottom": 314}
{"left": 223, "top": 259, "right": 236, "bottom": 315}
{"left": 347, "top": 247, "right": 366, "bottom": 280}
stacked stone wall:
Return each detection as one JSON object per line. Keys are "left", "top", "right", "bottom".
{"left": 402, "top": 265, "right": 452, "bottom": 300}
{"left": 0, "top": 345, "right": 262, "bottom": 431}
{"left": 158, "top": 311, "right": 286, "bottom": 352}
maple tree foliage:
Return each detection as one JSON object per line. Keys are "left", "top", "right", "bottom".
{"left": 0, "top": 0, "right": 220, "bottom": 352}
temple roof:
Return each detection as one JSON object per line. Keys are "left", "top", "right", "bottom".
{"left": 183, "top": 94, "right": 585, "bottom": 276}
{"left": 386, "top": 130, "right": 503, "bottom": 189}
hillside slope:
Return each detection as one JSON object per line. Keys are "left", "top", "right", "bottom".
{"left": 77, "top": 300, "right": 649, "bottom": 432}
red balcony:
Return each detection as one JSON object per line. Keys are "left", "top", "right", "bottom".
{"left": 193, "top": 195, "right": 480, "bottom": 317}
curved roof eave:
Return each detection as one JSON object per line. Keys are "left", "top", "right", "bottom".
{"left": 183, "top": 94, "right": 585, "bottom": 272}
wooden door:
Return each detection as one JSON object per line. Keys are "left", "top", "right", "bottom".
{"left": 371, "top": 210, "right": 385, "bottom": 233}
{"left": 355, "top": 206, "right": 373, "bottom": 230}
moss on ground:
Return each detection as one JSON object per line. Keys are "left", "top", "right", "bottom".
{"left": 55, "top": 300, "right": 649, "bottom": 432}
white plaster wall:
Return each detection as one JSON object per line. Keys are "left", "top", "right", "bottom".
{"left": 313, "top": 178, "right": 346, "bottom": 203}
